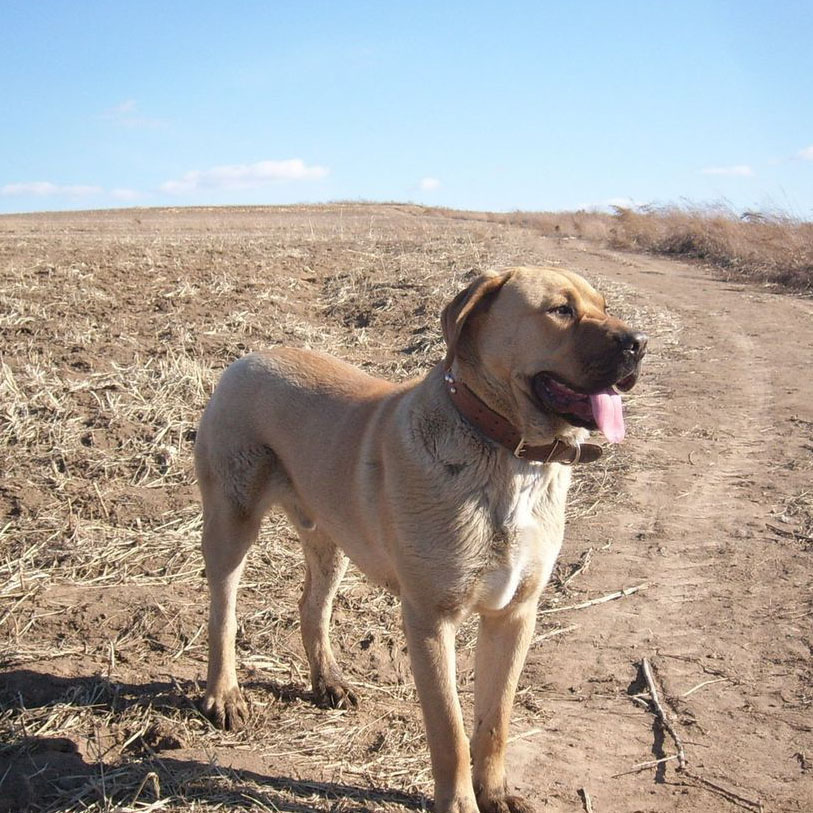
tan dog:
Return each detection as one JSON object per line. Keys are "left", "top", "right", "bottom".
{"left": 194, "top": 266, "right": 646, "bottom": 813}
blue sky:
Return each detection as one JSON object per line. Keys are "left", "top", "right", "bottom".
{"left": 2, "top": 1, "right": 812, "bottom": 216}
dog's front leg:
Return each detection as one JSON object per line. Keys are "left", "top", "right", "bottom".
{"left": 471, "top": 602, "right": 537, "bottom": 813}
{"left": 402, "top": 601, "right": 478, "bottom": 813}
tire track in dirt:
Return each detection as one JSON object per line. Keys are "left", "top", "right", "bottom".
{"left": 512, "top": 247, "right": 812, "bottom": 812}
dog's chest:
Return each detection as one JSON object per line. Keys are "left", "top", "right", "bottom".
{"left": 477, "top": 473, "right": 551, "bottom": 612}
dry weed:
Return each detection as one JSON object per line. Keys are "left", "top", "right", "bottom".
{"left": 426, "top": 203, "right": 812, "bottom": 292}
{"left": 607, "top": 204, "right": 813, "bottom": 291}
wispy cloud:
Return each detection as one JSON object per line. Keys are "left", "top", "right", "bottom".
{"left": 110, "top": 188, "right": 143, "bottom": 201}
{"left": 100, "top": 99, "right": 166, "bottom": 129}
{"left": 797, "top": 145, "right": 813, "bottom": 160}
{"left": 419, "top": 177, "right": 441, "bottom": 191}
{"left": 109, "top": 99, "right": 137, "bottom": 114}
{"left": 700, "top": 164, "right": 754, "bottom": 177}
{"left": 603, "top": 196, "right": 646, "bottom": 209}
{"left": 160, "top": 159, "right": 329, "bottom": 194}
{"left": 1, "top": 181, "right": 103, "bottom": 197}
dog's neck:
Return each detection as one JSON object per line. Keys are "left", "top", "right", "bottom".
{"left": 442, "top": 366, "right": 602, "bottom": 465}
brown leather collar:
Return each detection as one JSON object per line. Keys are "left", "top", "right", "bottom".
{"left": 443, "top": 370, "right": 602, "bottom": 464}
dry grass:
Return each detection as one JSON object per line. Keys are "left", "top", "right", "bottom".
{"left": 775, "top": 489, "right": 813, "bottom": 552}
{"left": 0, "top": 204, "right": 663, "bottom": 811}
{"left": 426, "top": 203, "right": 813, "bottom": 293}
{"left": 606, "top": 204, "right": 813, "bottom": 292}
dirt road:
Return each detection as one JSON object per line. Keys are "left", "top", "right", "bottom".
{"left": 513, "top": 242, "right": 813, "bottom": 811}
{"left": 0, "top": 206, "right": 810, "bottom": 812}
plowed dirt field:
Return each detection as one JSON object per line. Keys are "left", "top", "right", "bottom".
{"left": 1, "top": 205, "right": 810, "bottom": 812}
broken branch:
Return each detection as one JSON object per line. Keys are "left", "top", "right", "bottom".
{"left": 641, "top": 657, "right": 687, "bottom": 771}
{"left": 577, "top": 787, "right": 594, "bottom": 813}
{"left": 539, "top": 583, "right": 647, "bottom": 615}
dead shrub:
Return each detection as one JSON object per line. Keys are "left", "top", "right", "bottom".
{"left": 607, "top": 204, "right": 812, "bottom": 292}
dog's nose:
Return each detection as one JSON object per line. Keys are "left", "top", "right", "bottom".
{"left": 620, "top": 331, "right": 648, "bottom": 359}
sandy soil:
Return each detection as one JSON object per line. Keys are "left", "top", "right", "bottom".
{"left": 0, "top": 205, "right": 810, "bottom": 812}
{"left": 510, "top": 246, "right": 812, "bottom": 812}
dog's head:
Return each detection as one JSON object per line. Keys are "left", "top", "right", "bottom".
{"left": 441, "top": 266, "right": 647, "bottom": 444}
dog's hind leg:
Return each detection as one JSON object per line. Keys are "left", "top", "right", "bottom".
{"left": 295, "top": 527, "right": 357, "bottom": 709}
{"left": 197, "top": 440, "right": 282, "bottom": 730}
{"left": 199, "top": 488, "right": 262, "bottom": 731}
{"left": 471, "top": 601, "right": 537, "bottom": 813}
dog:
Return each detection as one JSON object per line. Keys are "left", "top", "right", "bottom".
{"left": 194, "top": 266, "right": 646, "bottom": 813}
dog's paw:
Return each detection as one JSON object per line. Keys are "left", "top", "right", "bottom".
{"left": 312, "top": 675, "right": 359, "bottom": 710}
{"left": 433, "top": 793, "right": 479, "bottom": 813}
{"left": 442, "top": 800, "right": 479, "bottom": 813}
{"left": 476, "top": 790, "right": 535, "bottom": 813}
{"left": 199, "top": 687, "right": 248, "bottom": 731}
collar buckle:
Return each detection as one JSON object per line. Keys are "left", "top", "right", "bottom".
{"left": 545, "top": 438, "right": 582, "bottom": 465}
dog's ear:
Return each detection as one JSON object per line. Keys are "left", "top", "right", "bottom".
{"left": 441, "top": 270, "right": 513, "bottom": 367}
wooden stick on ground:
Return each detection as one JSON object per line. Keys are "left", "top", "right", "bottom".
{"left": 611, "top": 754, "right": 680, "bottom": 778}
{"left": 578, "top": 787, "right": 594, "bottom": 813}
{"left": 638, "top": 659, "right": 764, "bottom": 812}
{"left": 539, "top": 583, "right": 647, "bottom": 615}
{"left": 682, "top": 677, "right": 728, "bottom": 697}
{"left": 641, "top": 657, "right": 687, "bottom": 771}
{"left": 532, "top": 623, "right": 579, "bottom": 645}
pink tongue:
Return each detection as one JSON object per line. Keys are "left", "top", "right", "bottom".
{"left": 589, "top": 389, "right": 625, "bottom": 443}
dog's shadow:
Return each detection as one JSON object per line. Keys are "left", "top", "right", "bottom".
{"left": 0, "top": 669, "right": 429, "bottom": 813}
{"left": 0, "top": 667, "right": 313, "bottom": 712}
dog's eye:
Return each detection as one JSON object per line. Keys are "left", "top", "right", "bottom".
{"left": 549, "top": 304, "right": 574, "bottom": 317}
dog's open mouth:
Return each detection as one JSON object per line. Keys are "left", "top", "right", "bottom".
{"left": 532, "top": 372, "right": 638, "bottom": 443}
